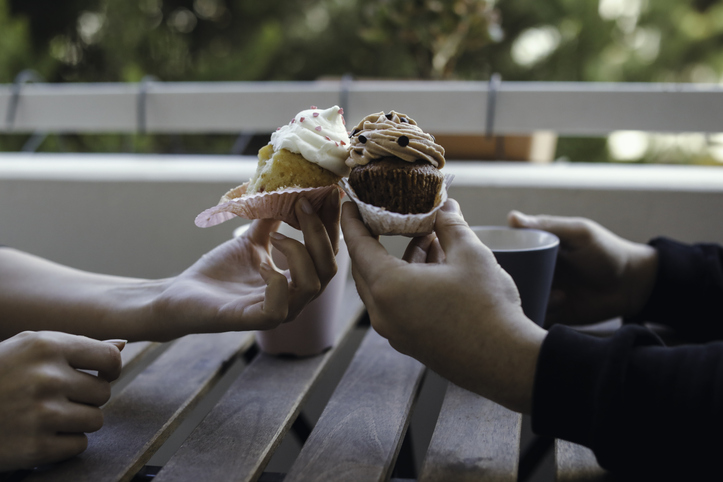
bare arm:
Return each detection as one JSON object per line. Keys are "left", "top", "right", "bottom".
{"left": 0, "top": 194, "right": 341, "bottom": 342}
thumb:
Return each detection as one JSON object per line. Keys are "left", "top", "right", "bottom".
{"left": 434, "top": 199, "right": 483, "bottom": 261}
{"left": 508, "top": 211, "right": 590, "bottom": 248}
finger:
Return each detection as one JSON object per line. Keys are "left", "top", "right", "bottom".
{"left": 296, "top": 197, "right": 337, "bottom": 289}
{"left": 62, "top": 335, "right": 123, "bottom": 382}
{"left": 402, "top": 234, "right": 436, "bottom": 263}
{"left": 53, "top": 403, "right": 105, "bottom": 434}
{"left": 269, "top": 232, "right": 321, "bottom": 314}
{"left": 427, "top": 238, "right": 445, "bottom": 263}
{"left": 318, "top": 189, "right": 342, "bottom": 255}
{"left": 245, "top": 219, "right": 283, "bottom": 248}
{"left": 508, "top": 211, "right": 592, "bottom": 249}
{"left": 65, "top": 370, "right": 112, "bottom": 406}
{"left": 341, "top": 202, "right": 401, "bottom": 284}
{"left": 258, "top": 262, "right": 290, "bottom": 326}
{"left": 433, "top": 199, "right": 486, "bottom": 264}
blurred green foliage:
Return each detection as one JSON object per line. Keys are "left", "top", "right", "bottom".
{"left": 1, "top": 0, "right": 722, "bottom": 163}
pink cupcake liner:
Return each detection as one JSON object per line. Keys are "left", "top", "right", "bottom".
{"left": 195, "top": 183, "right": 340, "bottom": 229}
{"left": 340, "top": 174, "right": 455, "bottom": 237}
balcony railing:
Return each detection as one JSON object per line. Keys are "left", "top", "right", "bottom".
{"left": 2, "top": 80, "right": 723, "bottom": 136}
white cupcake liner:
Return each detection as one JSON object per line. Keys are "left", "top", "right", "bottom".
{"left": 340, "top": 174, "right": 454, "bottom": 237}
{"left": 195, "top": 183, "right": 340, "bottom": 230}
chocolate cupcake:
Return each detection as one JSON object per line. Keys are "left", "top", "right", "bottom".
{"left": 346, "top": 111, "right": 445, "bottom": 214}
{"left": 341, "top": 111, "right": 451, "bottom": 236}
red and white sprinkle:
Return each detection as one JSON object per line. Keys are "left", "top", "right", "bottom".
{"left": 315, "top": 126, "right": 322, "bottom": 131}
{"left": 342, "top": 117, "right": 346, "bottom": 125}
{"left": 310, "top": 105, "right": 317, "bottom": 109}
{"left": 313, "top": 112, "right": 320, "bottom": 117}
{"left": 338, "top": 108, "right": 344, "bottom": 115}
{"left": 300, "top": 117, "right": 305, "bottom": 122}
{"left": 291, "top": 118, "right": 296, "bottom": 124}
{"left": 340, "top": 141, "right": 346, "bottom": 145}
{"left": 335, "top": 142, "right": 339, "bottom": 146}
{"left": 325, "top": 136, "right": 331, "bottom": 141}
{"left": 276, "top": 127, "right": 281, "bottom": 131}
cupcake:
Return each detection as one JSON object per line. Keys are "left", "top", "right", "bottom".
{"left": 341, "top": 111, "right": 451, "bottom": 236}
{"left": 196, "top": 106, "right": 350, "bottom": 228}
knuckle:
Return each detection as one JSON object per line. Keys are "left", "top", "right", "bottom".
{"left": 35, "top": 401, "right": 61, "bottom": 427}
{"left": 32, "top": 367, "right": 64, "bottom": 397}
{"left": 27, "top": 332, "right": 62, "bottom": 358}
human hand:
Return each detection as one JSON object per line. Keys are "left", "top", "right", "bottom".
{"left": 150, "top": 192, "right": 341, "bottom": 340}
{"left": 0, "top": 331, "right": 123, "bottom": 472}
{"left": 342, "top": 199, "right": 546, "bottom": 414}
{"left": 508, "top": 211, "right": 658, "bottom": 326}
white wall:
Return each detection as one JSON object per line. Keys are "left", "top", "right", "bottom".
{"left": 1, "top": 154, "right": 723, "bottom": 279}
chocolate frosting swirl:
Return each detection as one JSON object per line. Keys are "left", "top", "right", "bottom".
{"left": 347, "top": 111, "right": 445, "bottom": 169}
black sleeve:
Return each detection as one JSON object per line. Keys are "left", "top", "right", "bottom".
{"left": 628, "top": 237, "right": 723, "bottom": 342}
{"left": 532, "top": 324, "right": 723, "bottom": 479}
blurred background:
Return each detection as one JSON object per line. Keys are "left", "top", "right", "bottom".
{"left": 2, "top": 0, "right": 723, "bottom": 164}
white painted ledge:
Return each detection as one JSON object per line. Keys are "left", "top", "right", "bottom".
{"left": 1, "top": 153, "right": 723, "bottom": 192}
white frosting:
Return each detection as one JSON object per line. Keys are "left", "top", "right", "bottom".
{"left": 271, "top": 105, "right": 351, "bottom": 177}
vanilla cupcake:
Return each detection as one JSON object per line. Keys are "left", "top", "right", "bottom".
{"left": 196, "top": 106, "right": 350, "bottom": 228}
{"left": 341, "top": 111, "right": 451, "bottom": 236}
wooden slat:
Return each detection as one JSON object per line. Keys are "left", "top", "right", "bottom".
{"left": 284, "top": 328, "right": 425, "bottom": 482}
{"left": 555, "top": 440, "right": 612, "bottom": 482}
{"left": 25, "top": 332, "right": 254, "bottom": 482}
{"left": 419, "top": 383, "right": 521, "bottom": 482}
{"left": 119, "top": 341, "right": 156, "bottom": 373}
{"left": 153, "top": 287, "right": 365, "bottom": 482}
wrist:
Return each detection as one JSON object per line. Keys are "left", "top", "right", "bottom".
{"left": 99, "top": 278, "right": 170, "bottom": 342}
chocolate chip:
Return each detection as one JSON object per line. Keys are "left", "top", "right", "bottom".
{"left": 385, "top": 113, "right": 393, "bottom": 120}
{"left": 358, "top": 135, "right": 367, "bottom": 144}
{"left": 351, "top": 128, "right": 360, "bottom": 137}
{"left": 430, "top": 134, "right": 436, "bottom": 141}
{"left": 400, "top": 117, "right": 408, "bottom": 123}
{"left": 397, "top": 135, "right": 409, "bottom": 147}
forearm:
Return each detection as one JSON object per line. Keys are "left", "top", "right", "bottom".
{"left": 532, "top": 324, "right": 723, "bottom": 478}
{"left": 0, "top": 248, "right": 168, "bottom": 341}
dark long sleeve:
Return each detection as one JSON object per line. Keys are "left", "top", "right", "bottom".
{"left": 629, "top": 237, "right": 723, "bottom": 342}
{"left": 532, "top": 324, "right": 723, "bottom": 478}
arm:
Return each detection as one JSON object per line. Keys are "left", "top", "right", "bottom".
{"left": 342, "top": 199, "right": 546, "bottom": 413}
{"left": 0, "top": 194, "right": 340, "bottom": 342}
{"left": 534, "top": 323, "right": 723, "bottom": 478}
{"left": 630, "top": 237, "right": 723, "bottom": 342}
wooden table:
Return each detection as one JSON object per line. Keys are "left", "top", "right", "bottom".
{"left": 4, "top": 283, "right": 609, "bottom": 482}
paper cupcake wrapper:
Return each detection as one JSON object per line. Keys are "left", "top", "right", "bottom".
{"left": 340, "top": 174, "right": 455, "bottom": 237}
{"left": 195, "top": 183, "right": 340, "bottom": 229}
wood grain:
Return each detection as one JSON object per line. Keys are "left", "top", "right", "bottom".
{"left": 119, "top": 341, "right": 156, "bottom": 374}
{"left": 25, "top": 332, "right": 254, "bottom": 482}
{"left": 418, "top": 383, "right": 522, "bottom": 482}
{"left": 556, "top": 440, "right": 613, "bottom": 482}
{"left": 284, "top": 328, "right": 425, "bottom": 482}
{"left": 153, "top": 289, "right": 365, "bottom": 482}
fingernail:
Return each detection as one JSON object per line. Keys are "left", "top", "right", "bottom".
{"left": 299, "top": 197, "right": 314, "bottom": 214}
{"left": 270, "top": 232, "right": 287, "bottom": 241}
{"left": 441, "top": 199, "right": 460, "bottom": 213}
{"left": 103, "top": 339, "right": 127, "bottom": 349}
